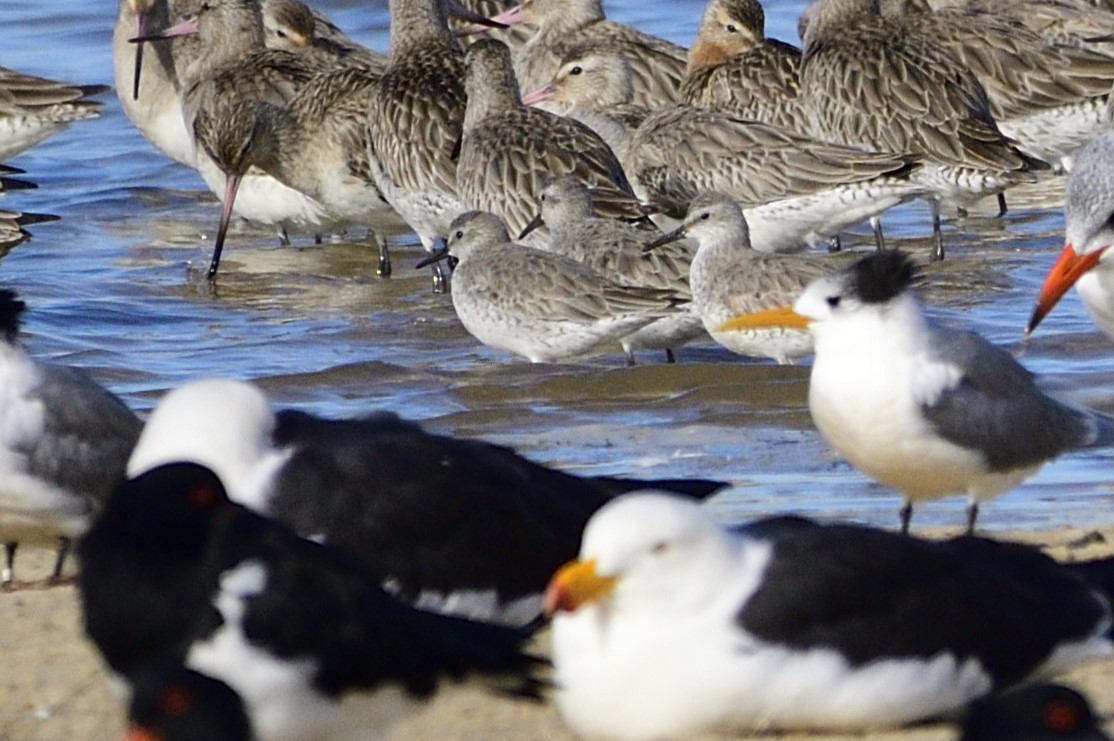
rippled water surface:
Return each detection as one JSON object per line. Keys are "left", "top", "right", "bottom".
{"left": 4, "top": 0, "right": 1113, "bottom": 531}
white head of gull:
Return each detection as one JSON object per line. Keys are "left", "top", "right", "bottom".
{"left": 546, "top": 492, "right": 1114, "bottom": 739}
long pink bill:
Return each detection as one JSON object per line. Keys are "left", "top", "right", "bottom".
{"left": 520, "top": 83, "right": 557, "bottom": 107}
{"left": 209, "top": 172, "right": 242, "bottom": 279}
{"left": 452, "top": 1, "right": 519, "bottom": 34}
{"left": 129, "top": 15, "right": 200, "bottom": 44}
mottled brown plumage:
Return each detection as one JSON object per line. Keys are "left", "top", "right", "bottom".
{"left": 458, "top": 39, "right": 644, "bottom": 245}
{"left": 492, "top": 0, "right": 689, "bottom": 107}
{"left": 681, "top": 0, "right": 806, "bottom": 133}
{"left": 365, "top": 0, "right": 470, "bottom": 290}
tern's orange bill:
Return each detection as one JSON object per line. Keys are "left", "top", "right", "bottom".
{"left": 1025, "top": 243, "right": 1107, "bottom": 337}
{"left": 717, "top": 304, "right": 811, "bottom": 332}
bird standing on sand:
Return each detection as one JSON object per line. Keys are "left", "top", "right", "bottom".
{"left": 720, "top": 251, "right": 1114, "bottom": 532}
{"left": 0, "top": 291, "right": 140, "bottom": 587}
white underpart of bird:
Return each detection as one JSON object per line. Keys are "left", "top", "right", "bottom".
{"left": 718, "top": 251, "right": 1114, "bottom": 532}
{"left": 546, "top": 492, "right": 1114, "bottom": 739}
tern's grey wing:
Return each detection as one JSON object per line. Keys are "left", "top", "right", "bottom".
{"left": 919, "top": 327, "right": 1096, "bottom": 471}
{"left": 28, "top": 365, "right": 142, "bottom": 505}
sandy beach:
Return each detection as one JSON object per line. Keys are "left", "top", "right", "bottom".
{"left": 2, "top": 524, "right": 1113, "bottom": 740}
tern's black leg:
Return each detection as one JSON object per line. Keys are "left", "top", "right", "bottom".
{"left": 899, "top": 502, "right": 913, "bottom": 535}
{"left": 50, "top": 537, "right": 73, "bottom": 583}
{"left": 2, "top": 541, "right": 15, "bottom": 585}
{"left": 966, "top": 502, "right": 980, "bottom": 535}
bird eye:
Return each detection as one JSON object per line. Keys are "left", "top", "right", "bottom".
{"left": 826, "top": 295, "right": 841, "bottom": 308}
{"left": 454, "top": 230, "right": 464, "bottom": 240}
{"left": 700, "top": 212, "right": 711, "bottom": 220}
{"left": 570, "top": 66, "right": 583, "bottom": 75}
{"left": 276, "top": 29, "right": 287, "bottom": 38}
{"left": 726, "top": 23, "right": 738, "bottom": 32}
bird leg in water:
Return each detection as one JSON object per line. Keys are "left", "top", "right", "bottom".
{"left": 871, "top": 216, "right": 886, "bottom": 252}
{"left": 371, "top": 230, "right": 391, "bottom": 277}
{"left": 930, "top": 198, "right": 945, "bottom": 262}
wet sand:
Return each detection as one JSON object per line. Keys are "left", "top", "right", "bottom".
{"left": 3, "top": 524, "right": 1113, "bottom": 740}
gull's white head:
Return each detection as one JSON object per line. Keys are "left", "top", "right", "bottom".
{"left": 127, "top": 379, "right": 278, "bottom": 505}
{"left": 546, "top": 492, "right": 740, "bottom": 619}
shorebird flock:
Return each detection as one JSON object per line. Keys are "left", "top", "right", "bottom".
{"left": 1, "top": 0, "right": 1114, "bottom": 737}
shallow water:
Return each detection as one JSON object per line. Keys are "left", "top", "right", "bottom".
{"left": 3, "top": 0, "right": 1113, "bottom": 532}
